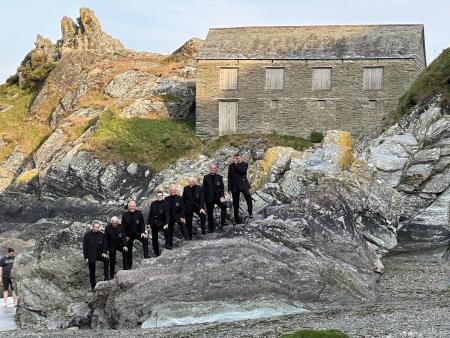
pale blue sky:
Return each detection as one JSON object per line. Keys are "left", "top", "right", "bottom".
{"left": 1, "top": 0, "right": 449, "bottom": 83}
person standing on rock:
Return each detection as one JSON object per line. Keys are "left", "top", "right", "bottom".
{"left": 148, "top": 191, "right": 170, "bottom": 255}
{"left": 165, "top": 185, "right": 188, "bottom": 243}
{"left": 202, "top": 163, "right": 226, "bottom": 232}
{"left": 228, "top": 153, "right": 253, "bottom": 224}
{"left": 0, "top": 248, "right": 17, "bottom": 307}
{"left": 83, "top": 224, "right": 109, "bottom": 290}
{"left": 122, "top": 201, "right": 149, "bottom": 268}
{"left": 105, "top": 216, "right": 128, "bottom": 277}
{"left": 183, "top": 177, "right": 206, "bottom": 237}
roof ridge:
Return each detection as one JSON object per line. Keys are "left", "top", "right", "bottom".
{"left": 209, "top": 24, "right": 424, "bottom": 30}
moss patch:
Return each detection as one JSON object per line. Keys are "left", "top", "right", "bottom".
{"left": 0, "top": 84, "right": 51, "bottom": 163}
{"left": 384, "top": 47, "right": 450, "bottom": 127}
{"left": 281, "top": 329, "right": 349, "bottom": 338}
{"left": 337, "top": 131, "right": 354, "bottom": 171}
{"left": 83, "top": 107, "right": 202, "bottom": 170}
{"left": 15, "top": 168, "right": 40, "bottom": 186}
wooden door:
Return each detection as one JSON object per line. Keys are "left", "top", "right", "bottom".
{"left": 219, "top": 100, "right": 238, "bottom": 136}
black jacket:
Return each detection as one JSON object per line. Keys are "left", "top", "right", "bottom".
{"left": 122, "top": 210, "right": 145, "bottom": 239}
{"left": 165, "top": 195, "right": 185, "bottom": 221}
{"left": 148, "top": 200, "right": 170, "bottom": 229}
{"left": 202, "top": 173, "right": 225, "bottom": 204}
{"left": 83, "top": 231, "right": 107, "bottom": 263}
{"left": 105, "top": 223, "right": 125, "bottom": 251}
{"left": 228, "top": 162, "right": 251, "bottom": 192}
{"left": 182, "top": 185, "right": 204, "bottom": 212}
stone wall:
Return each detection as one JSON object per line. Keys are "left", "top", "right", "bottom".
{"left": 196, "top": 58, "right": 418, "bottom": 139}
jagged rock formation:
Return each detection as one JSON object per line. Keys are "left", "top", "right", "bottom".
{"left": 362, "top": 97, "right": 450, "bottom": 247}
{"left": 58, "top": 8, "right": 124, "bottom": 54}
{"left": 1, "top": 8, "right": 203, "bottom": 195}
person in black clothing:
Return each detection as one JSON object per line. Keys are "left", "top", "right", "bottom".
{"left": 105, "top": 216, "right": 128, "bottom": 276}
{"left": 183, "top": 177, "right": 206, "bottom": 237}
{"left": 165, "top": 185, "right": 188, "bottom": 243}
{"left": 122, "top": 201, "right": 149, "bottom": 269}
{"left": 0, "top": 248, "right": 17, "bottom": 307}
{"left": 228, "top": 153, "right": 253, "bottom": 224}
{"left": 202, "top": 163, "right": 226, "bottom": 232}
{"left": 148, "top": 191, "right": 170, "bottom": 255}
{"left": 83, "top": 223, "right": 109, "bottom": 290}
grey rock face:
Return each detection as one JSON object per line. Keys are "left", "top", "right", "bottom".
{"left": 362, "top": 98, "right": 450, "bottom": 246}
{"left": 105, "top": 72, "right": 195, "bottom": 119}
{"left": 41, "top": 150, "right": 152, "bottom": 202}
{"left": 91, "top": 170, "right": 400, "bottom": 329}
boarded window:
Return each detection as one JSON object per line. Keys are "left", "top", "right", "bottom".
{"left": 266, "top": 68, "right": 284, "bottom": 90}
{"left": 220, "top": 68, "right": 238, "bottom": 90}
{"left": 219, "top": 100, "right": 238, "bottom": 136}
{"left": 363, "top": 67, "right": 383, "bottom": 90}
{"left": 312, "top": 68, "right": 332, "bottom": 90}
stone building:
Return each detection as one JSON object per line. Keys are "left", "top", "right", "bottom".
{"left": 195, "top": 25, "right": 426, "bottom": 139}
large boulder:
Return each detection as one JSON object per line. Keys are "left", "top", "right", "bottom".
{"left": 91, "top": 169, "right": 400, "bottom": 329}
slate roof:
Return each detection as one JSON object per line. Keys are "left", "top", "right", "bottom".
{"left": 197, "top": 24, "right": 425, "bottom": 60}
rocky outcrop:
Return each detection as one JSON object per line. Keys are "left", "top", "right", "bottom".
{"left": 361, "top": 97, "right": 450, "bottom": 247}
{"left": 2, "top": 8, "right": 201, "bottom": 196}
{"left": 58, "top": 8, "right": 124, "bottom": 54}
{"left": 87, "top": 133, "right": 402, "bottom": 329}
{"left": 3, "top": 132, "right": 405, "bottom": 330}
{"left": 105, "top": 71, "right": 195, "bottom": 119}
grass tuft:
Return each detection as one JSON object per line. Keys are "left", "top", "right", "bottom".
{"left": 83, "top": 107, "right": 202, "bottom": 171}
{"left": 205, "top": 132, "right": 312, "bottom": 156}
{"left": 0, "top": 84, "right": 51, "bottom": 162}
{"left": 384, "top": 47, "right": 450, "bottom": 127}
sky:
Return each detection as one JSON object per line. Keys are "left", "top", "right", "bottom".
{"left": 1, "top": 0, "right": 449, "bottom": 83}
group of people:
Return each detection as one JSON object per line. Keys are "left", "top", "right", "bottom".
{"left": 83, "top": 154, "right": 253, "bottom": 290}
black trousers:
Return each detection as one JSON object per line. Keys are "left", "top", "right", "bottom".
{"left": 152, "top": 226, "right": 170, "bottom": 256}
{"left": 206, "top": 199, "right": 226, "bottom": 232}
{"left": 169, "top": 218, "right": 189, "bottom": 242}
{"left": 186, "top": 207, "right": 206, "bottom": 237}
{"left": 88, "top": 254, "right": 109, "bottom": 289}
{"left": 109, "top": 247, "right": 127, "bottom": 277}
{"left": 126, "top": 234, "right": 149, "bottom": 268}
{"left": 2, "top": 277, "right": 13, "bottom": 291}
{"left": 232, "top": 189, "right": 253, "bottom": 223}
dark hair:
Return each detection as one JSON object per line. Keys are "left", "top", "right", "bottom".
{"left": 234, "top": 153, "right": 241, "bottom": 157}
{"left": 7, "top": 248, "right": 14, "bottom": 253}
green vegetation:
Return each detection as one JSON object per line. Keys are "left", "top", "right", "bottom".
{"left": 5, "top": 74, "right": 18, "bottom": 85}
{"left": 84, "top": 107, "right": 202, "bottom": 170}
{"left": 18, "top": 62, "right": 56, "bottom": 90}
{"left": 308, "top": 131, "right": 324, "bottom": 143}
{"left": 384, "top": 47, "right": 450, "bottom": 127}
{"left": 0, "top": 84, "right": 51, "bottom": 162}
{"left": 205, "top": 132, "right": 312, "bottom": 156}
{"left": 281, "top": 328, "right": 349, "bottom": 338}
{"left": 83, "top": 107, "right": 312, "bottom": 171}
